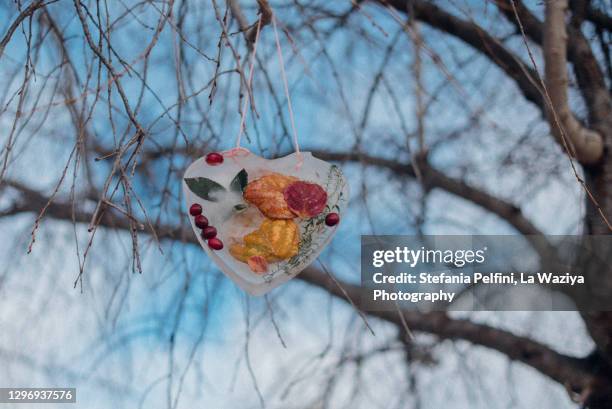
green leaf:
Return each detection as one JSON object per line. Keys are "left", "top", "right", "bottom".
{"left": 229, "top": 169, "right": 248, "bottom": 193}
{"left": 233, "top": 203, "right": 248, "bottom": 212}
{"left": 184, "top": 177, "right": 226, "bottom": 201}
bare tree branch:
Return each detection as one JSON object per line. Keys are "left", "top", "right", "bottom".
{"left": 228, "top": 0, "right": 272, "bottom": 46}
{"left": 0, "top": 179, "right": 599, "bottom": 396}
{"left": 496, "top": 0, "right": 612, "bottom": 127}
{"left": 298, "top": 266, "right": 596, "bottom": 391}
{"left": 310, "top": 151, "right": 544, "bottom": 236}
{"left": 0, "top": 0, "right": 49, "bottom": 61}
{"left": 543, "top": 0, "right": 604, "bottom": 163}
{"left": 570, "top": 0, "right": 612, "bottom": 32}
{"left": 377, "top": 0, "right": 545, "bottom": 112}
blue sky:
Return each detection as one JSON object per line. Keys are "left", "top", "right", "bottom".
{"left": 0, "top": 1, "right": 592, "bottom": 408}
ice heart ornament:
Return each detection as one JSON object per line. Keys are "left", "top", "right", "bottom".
{"left": 183, "top": 150, "right": 349, "bottom": 295}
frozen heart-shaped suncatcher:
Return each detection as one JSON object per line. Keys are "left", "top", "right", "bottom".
{"left": 183, "top": 149, "right": 349, "bottom": 295}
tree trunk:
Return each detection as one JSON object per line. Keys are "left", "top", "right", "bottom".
{"left": 582, "top": 113, "right": 612, "bottom": 409}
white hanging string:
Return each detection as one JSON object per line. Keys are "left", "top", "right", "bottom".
{"left": 271, "top": 14, "right": 303, "bottom": 167}
{"left": 233, "top": 17, "right": 263, "bottom": 152}
{"left": 231, "top": 12, "right": 303, "bottom": 169}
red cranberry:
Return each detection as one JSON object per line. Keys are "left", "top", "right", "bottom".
{"left": 205, "top": 152, "right": 224, "bottom": 165}
{"left": 325, "top": 212, "right": 340, "bottom": 226}
{"left": 201, "top": 226, "right": 217, "bottom": 239}
{"left": 194, "top": 215, "right": 208, "bottom": 229}
{"left": 208, "top": 238, "right": 224, "bottom": 250}
{"left": 189, "top": 203, "right": 202, "bottom": 216}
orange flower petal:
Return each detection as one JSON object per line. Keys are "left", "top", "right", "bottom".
{"left": 244, "top": 173, "right": 298, "bottom": 219}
